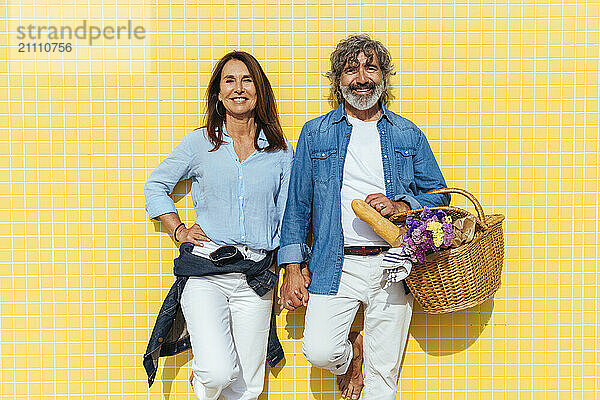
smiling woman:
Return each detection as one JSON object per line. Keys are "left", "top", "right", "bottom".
{"left": 206, "top": 52, "right": 287, "bottom": 154}
{"left": 218, "top": 60, "right": 257, "bottom": 119}
{"left": 143, "top": 51, "right": 292, "bottom": 400}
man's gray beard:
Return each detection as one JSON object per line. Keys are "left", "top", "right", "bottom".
{"left": 340, "top": 83, "right": 384, "bottom": 111}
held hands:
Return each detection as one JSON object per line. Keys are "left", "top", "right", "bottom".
{"left": 278, "top": 263, "right": 311, "bottom": 311}
{"left": 177, "top": 224, "right": 211, "bottom": 246}
{"left": 365, "top": 193, "right": 410, "bottom": 217}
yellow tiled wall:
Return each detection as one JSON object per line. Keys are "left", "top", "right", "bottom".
{"left": 1, "top": 0, "right": 599, "bottom": 399}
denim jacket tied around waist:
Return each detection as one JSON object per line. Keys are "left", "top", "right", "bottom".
{"left": 143, "top": 243, "right": 284, "bottom": 386}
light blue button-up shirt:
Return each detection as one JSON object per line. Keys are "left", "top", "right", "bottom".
{"left": 144, "top": 127, "right": 293, "bottom": 251}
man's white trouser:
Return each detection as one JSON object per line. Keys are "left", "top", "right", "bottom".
{"left": 302, "top": 253, "right": 413, "bottom": 400}
{"left": 181, "top": 272, "right": 272, "bottom": 400}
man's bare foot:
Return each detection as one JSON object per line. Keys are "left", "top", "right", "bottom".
{"left": 337, "top": 331, "right": 364, "bottom": 399}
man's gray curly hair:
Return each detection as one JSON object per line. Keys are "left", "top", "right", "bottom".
{"left": 326, "top": 34, "right": 394, "bottom": 107}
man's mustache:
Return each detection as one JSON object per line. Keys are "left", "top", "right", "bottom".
{"left": 348, "top": 82, "right": 376, "bottom": 92}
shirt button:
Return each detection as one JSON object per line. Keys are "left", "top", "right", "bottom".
{"left": 239, "top": 196, "right": 243, "bottom": 200}
{"left": 384, "top": 155, "right": 388, "bottom": 158}
{"left": 238, "top": 175, "right": 242, "bottom": 179}
{"left": 380, "top": 131, "right": 385, "bottom": 135}
{"left": 386, "top": 179, "right": 391, "bottom": 183}
{"left": 321, "top": 153, "right": 325, "bottom": 156}
{"left": 241, "top": 235, "right": 245, "bottom": 239}
{"left": 340, "top": 156, "right": 344, "bottom": 159}
{"left": 404, "top": 150, "right": 409, "bottom": 155}
{"left": 240, "top": 216, "right": 243, "bottom": 220}
{"left": 338, "top": 257, "right": 342, "bottom": 261}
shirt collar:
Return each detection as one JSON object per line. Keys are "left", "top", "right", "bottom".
{"left": 332, "top": 102, "right": 394, "bottom": 125}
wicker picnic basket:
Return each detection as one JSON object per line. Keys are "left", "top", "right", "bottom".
{"left": 389, "top": 188, "right": 505, "bottom": 314}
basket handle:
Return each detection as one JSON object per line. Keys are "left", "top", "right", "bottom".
{"left": 426, "top": 187, "right": 488, "bottom": 229}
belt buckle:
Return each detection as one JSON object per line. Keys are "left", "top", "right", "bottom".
{"left": 367, "top": 246, "right": 380, "bottom": 256}
{"left": 209, "top": 245, "right": 244, "bottom": 265}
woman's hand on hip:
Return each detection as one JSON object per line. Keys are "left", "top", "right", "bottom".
{"left": 178, "top": 224, "right": 211, "bottom": 246}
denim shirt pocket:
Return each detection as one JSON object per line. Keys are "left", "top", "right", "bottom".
{"left": 310, "top": 149, "right": 337, "bottom": 183}
{"left": 394, "top": 146, "right": 417, "bottom": 182}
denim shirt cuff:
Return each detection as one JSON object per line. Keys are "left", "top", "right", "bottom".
{"left": 146, "top": 197, "right": 178, "bottom": 221}
{"left": 394, "top": 194, "right": 422, "bottom": 210}
{"left": 277, "top": 243, "right": 311, "bottom": 266}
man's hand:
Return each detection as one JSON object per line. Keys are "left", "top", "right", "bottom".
{"left": 279, "top": 263, "right": 311, "bottom": 311}
{"left": 365, "top": 193, "right": 410, "bottom": 217}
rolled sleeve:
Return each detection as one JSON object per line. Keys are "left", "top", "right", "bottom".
{"left": 145, "top": 196, "right": 179, "bottom": 221}
{"left": 394, "top": 194, "right": 422, "bottom": 210}
{"left": 277, "top": 243, "right": 312, "bottom": 265}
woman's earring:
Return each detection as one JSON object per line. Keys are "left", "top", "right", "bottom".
{"left": 216, "top": 100, "right": 225, "bottom": 118}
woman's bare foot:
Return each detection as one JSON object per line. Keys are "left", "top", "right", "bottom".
{"left": 337, "top": 331, "right": 364, "bottom": 399}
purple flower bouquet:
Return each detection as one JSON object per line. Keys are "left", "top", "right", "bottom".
{"left": 400, "top": 207, "right": 454, "bottom": 263}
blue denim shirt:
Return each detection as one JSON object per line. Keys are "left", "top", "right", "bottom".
{"left": 144, "top": 127, "right": 293, "bottom": 251}
{"left": 278, "top": 104, "right": 450, "bottom": 295}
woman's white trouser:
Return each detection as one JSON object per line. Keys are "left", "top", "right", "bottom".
{"left": 180, "top": 272, "right": 273, "bottom": 400}
{"left": 302, "top": 253, "right": 413, "bottom": 400}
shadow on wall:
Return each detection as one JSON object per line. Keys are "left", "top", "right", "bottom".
{"left": 410, "top": 298, "right": 495, "bottom": 355}
{"left": 150, "top": 179, "right": 193, "bottom": 237}
{"left": 160, "top": 352, "right": 192, "bottom": 400}
{"left": 261, "top": 301, "right": 289, "bottom": 398}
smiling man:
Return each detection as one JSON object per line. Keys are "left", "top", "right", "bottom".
{"left": 278, "top": 35, "right": 450, "bottom": 399}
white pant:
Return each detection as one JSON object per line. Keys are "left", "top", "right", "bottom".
{"left": 302, "top": 253, "right": 413, "bottom": 400}
{"left": 180, "top": 272, "right": 273, "bottom": 400}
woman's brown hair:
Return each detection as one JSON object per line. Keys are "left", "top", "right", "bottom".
{"left": 205, "top": 51, "right": 287, "bottom": 152}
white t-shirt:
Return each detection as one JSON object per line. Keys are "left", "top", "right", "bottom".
{"left": 340, "top": 115, "right": 388, "bottom": 246}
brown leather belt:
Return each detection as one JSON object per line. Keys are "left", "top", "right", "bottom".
{"left": 343, "top": 246, "right": 390, "bottom": 256}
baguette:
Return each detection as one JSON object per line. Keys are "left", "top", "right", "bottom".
{"left": 351, "top": 199, "right": 406, "bottom": 247}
